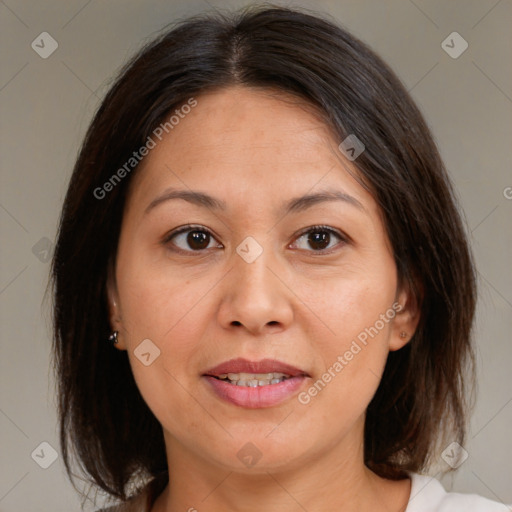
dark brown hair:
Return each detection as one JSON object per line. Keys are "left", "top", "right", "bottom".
{"left": 50, "top": 4, "right": 477, "bottom": 505}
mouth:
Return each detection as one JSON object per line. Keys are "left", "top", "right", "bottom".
{"left": 202, "top": 358, "right": 309, "bottom": 408}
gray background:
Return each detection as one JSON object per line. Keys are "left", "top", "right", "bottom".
{"left": 1, "top": 0, "right": 511, "bottom": 510}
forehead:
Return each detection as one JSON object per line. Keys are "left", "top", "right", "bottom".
{"left": 126, "top": 86, "right": 375, "bottom": 217}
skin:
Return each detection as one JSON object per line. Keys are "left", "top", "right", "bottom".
{"left": 108, "top": 85, "right": 420, "bottom": 512}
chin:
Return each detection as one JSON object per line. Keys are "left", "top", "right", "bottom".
{"left": 205, "top": 432, "right": 315, "bottom": 474}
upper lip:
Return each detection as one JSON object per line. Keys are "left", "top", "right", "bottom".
{"left": 203, "top": 358, "right": 309, "bottom": 378}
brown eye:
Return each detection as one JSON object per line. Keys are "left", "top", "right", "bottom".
{"left": 164, "top": 226, "right": 221, "bottom": 253}
{"left": 291, "top": 226, "right": 346, "bottom": 253}
{"left": 184, "top": 230, "right": 210, "bottom": 250}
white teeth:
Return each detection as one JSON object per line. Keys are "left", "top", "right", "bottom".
{"left": 226, "top": 372, "right": 286, "bottom": 381}
{"left": 217, "top": 372, "right": 292, "bottom": 387}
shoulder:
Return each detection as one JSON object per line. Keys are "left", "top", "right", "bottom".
{"left": 406, "top": 473, "right": 511, "bottom": 512}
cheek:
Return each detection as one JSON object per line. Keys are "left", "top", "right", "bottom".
{"left": 120, "top": 281, "right": 203, "bottom": 439}
{"left": 116, "top": 245, "right": 206, "bottom": 343}
{"left": 296, "top": 262, "right": 397, "bottom": 412}
{"left": 299, "top": 318, "right": 391, "bottom": 436}
{"left": 115, "top": 246, "right": 215, "bottom": 404}
{"left": 300, "top": 263, "right": 397, "bottom": 346}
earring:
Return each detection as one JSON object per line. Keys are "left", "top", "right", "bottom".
{"left": 108, "top": 331, "right": 119, "bottom": 344}
{"left": 399, "top": 331, "right": 407, "bottom": 339}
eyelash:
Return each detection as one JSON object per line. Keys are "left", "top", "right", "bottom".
{"left": 162, "top": 224, "right": 348, "bottom": 255}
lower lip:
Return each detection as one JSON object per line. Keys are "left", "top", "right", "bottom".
{"left": 203, "top": 375, "right": 307, "bottom": 408}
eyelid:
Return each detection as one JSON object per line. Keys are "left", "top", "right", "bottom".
{"left": 293, "top": 224, "right": 348, "bottom": 242}
{"left": 161, "top": 224, "right": 220, "bottom": 246}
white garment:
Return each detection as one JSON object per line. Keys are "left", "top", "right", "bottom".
{"left": 406, "top": 473, "right": 511, "bottom": 511}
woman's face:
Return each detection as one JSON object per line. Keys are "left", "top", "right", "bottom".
{"left": 108, "top": 86, "right": 419, "bottom": 474}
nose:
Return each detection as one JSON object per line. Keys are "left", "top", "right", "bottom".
{"left": 217, "top": 243, "right": 294, "bottom": 336}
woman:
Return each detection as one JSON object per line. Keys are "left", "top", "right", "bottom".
{"left": 50, "top": 5, "right": 510, "bottom": 511}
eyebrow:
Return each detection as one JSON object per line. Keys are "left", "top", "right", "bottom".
{"left": 144, "top": 187, "right": 364, "bottom": 216}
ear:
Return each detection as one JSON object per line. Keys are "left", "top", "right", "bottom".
{"left": 389, "top": 279, "right": 421, "bottom": 351}
{"left": 106, "top": 261, "right": 126, "bottom": 350}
